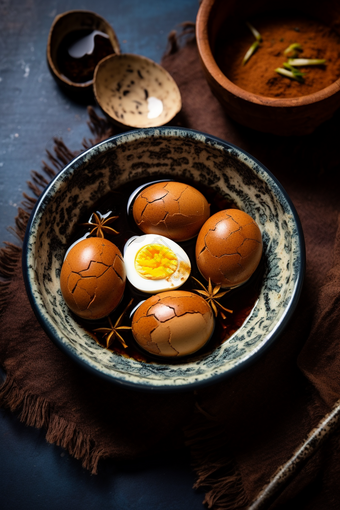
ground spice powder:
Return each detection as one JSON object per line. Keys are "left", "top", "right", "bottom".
{"left": 215, "top": 14, "right": 340, "bottom": 98}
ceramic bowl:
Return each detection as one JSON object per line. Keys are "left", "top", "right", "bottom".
{"left": 47, "top": 10, "right": 120, "bottom": 97}
{"left": 23, "top": 127, "right": 305, "bottom": 391}
{"left": 93, "top": 54, "right": 182, "bottom": 128}
{"left": 196, "top": 0, "right": 340, "bottom": 136}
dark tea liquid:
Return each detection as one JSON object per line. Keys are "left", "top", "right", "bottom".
{"left": 67, "top": 175, "right": 264, "bottom": 363}
{"left": 57, "top": 29, "right": 115, "bottom": 83}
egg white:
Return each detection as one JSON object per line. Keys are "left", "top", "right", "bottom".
{"left": 123, "top": 234, "right": 191, "bottom": 293}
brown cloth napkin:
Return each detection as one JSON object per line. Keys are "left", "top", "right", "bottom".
{"left": 2, "top": 29, "right": 340, "bottom": 509}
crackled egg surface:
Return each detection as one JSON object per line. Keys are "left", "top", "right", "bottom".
{"left": 196, "top": 209, "right": 263, "bottom": 289}
{"left": 131, "top": 291, "right": 215, "bottom": 357}
{"left": 123, "top": 234, "right": 191, "bottom": 293}
{"left": 132, "top": 181, "right": 210, "bottom": 241}
{"left": 60, "top": 237, "right": 126, "bottom": 320}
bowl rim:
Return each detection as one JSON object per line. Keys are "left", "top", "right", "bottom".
{"left": 93, "top": 53, "right": 182, "bottom": 128}
{"left": 196, "top": 0, "right": 340, "bottom": 107}
{"left": 22, "top": 126, "right": 306, "bottom": 392}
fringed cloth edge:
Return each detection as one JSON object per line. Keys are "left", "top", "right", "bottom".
{"left": 0, "top": 106, "right": 116, "bottom": 316}
{"left": 0, "top": 106, "right": 115, "bottom": 474}
{"left": 184, "top": 407, "right": 249, "bottom": 510}
{"left": 0, "top": 375, "right": 107, "bottom": 473}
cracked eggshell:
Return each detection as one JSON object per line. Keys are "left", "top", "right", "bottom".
{"left": 196, "top": 209, "right": 263, "bottom": 288}
{"left": 132, "top": 181, "right": 210, "bottom": 241}
{"left": 131, "top": 291, "right": 215, "bottom": 357}
{"left": 60, "top": 237, "right": 126, "bottom": 320}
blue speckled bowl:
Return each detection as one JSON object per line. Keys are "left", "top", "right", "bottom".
{"left": 23, "top": 127, "right": 305, "bottom": 391}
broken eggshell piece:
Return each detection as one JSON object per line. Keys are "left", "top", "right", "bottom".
{"left": 47, "top": 10, "right": 120, "bottom": 96}
{"left": 131, "top": 291, "right": 215, "bottom": 357}
{"left": 93, "top": 53, "right": 182, "bottom": 128}
{"left": 60, "top": 237, "right": 126, "bottom": 320}
{"left": 123, "top": 234, "right": 191, "bottom": 293}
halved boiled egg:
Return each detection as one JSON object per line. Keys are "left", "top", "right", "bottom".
{"left": 123, "top": 234, "right": 191, "bottom": 293}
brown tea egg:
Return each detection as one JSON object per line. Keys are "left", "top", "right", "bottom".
{"left": 60, "top": 237, "right": 126, "bottom": 320}
{"left": 196, "top": 209, "right": 263, "bottom": 288}
{"left": 132, "top": 181, "right": 210, "bottom": 242}
{"left": 131, "top": 290, "right": 214, "bottom": 357}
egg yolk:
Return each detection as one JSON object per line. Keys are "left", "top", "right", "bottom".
{"left": 135, "top": 243, "right": 178, "bottom": 280}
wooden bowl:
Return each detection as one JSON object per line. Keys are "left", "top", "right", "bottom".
{"left": 93, "top": 53, "right": 182, "bottom": 128}
{"left": 47, "top": 10, "right": 120, "bottom": 98}
{"left": 196, "top": 0, "right": 340, "bottom": 136}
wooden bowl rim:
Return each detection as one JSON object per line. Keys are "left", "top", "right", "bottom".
{"left": 47, "top": 9, "right": 120, "bottom": 89}
{"left": 196, "top": 0, "right": 340, "bottom": 108}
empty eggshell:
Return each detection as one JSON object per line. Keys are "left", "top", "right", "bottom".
{"left": 132, "top": 181, "right": 210, "bottom": 242}
{"left": 196, "top": 209, "right": 263, "bottom": 288}
{"left": 93, "top": 53, "right": 182, "bottom": 128}
{"left": 60, "top": 237, "right": 126, "bottom": 319}
{"left": 131, "top": 290, "right": 214, "bottom": 357}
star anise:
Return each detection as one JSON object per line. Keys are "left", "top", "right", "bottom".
{"left": 192, "top": 276, "right": 233, "bottom": 319}
{"left": 94, "top": 299, "right": 133, "bottom": 349}
{"left": 81, "top": 211, "right": 119, "bottom": 238}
